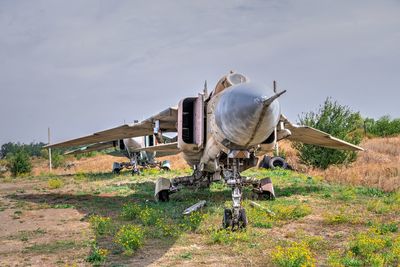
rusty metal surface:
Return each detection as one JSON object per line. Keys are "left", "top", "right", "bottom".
{"left": 260, "top": 177, "right": 275, "bottom": 197}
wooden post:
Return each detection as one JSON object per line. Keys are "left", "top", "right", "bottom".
{"left": 274, "top": 127, "right": 279, "bottom": 156}
{"left": 48, "top": 127, "right": 52, "bottom": 172}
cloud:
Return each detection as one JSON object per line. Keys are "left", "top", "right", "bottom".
{"left": 0, "top": 0, "right": 399, "bottom": 143}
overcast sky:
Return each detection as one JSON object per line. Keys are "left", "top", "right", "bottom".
{"left": 0, "top": 0, "right": 399, "bottom": 144}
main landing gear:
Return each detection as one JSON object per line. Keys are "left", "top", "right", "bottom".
{"left": 154, "top": 158, "right": 275, "bottom": 231}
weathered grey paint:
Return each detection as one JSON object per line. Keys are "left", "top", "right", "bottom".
{"left": 214, "top": 83, "right": 280, "bottom": 148}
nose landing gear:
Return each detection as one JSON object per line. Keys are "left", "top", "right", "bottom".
{"left": 222, "top": 158, "right": 249, "bottom": 230}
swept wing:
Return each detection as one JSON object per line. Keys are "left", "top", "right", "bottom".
{"left": 45, "top": 107, "right": 177, "bottom": 149}
{"left": 281, "top": 115, "right": 363, "bottom": 151}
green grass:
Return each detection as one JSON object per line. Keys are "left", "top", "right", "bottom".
{"left": 83, "top": 167, "right": 398, "bottom": 262}
{"left": 25, "top": 240, "right": 84, "bottom": 253}
{"left": 9, "top": 167, "right": 400, "bottom": 266}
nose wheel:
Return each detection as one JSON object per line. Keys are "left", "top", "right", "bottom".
{"left": 222, "top": 207, "right": 247, "bottom": 230}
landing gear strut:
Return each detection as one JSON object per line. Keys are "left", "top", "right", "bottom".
{"left": 222, "top": 158, "right": 248, "bottom": 230}
{"left": 153, "top": 156, "right": 275, "bottom": 231}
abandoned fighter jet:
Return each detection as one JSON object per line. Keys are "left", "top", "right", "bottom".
{"left": 61, "top": 135, "right": 173, "bottom": 174}
{"left": 46, "top": 72, "right": 363, "bottom": 229}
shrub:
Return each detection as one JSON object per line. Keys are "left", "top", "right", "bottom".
{"left": 114, "top": 224, "right": 144, "bottom": 254}
{"left": 121, "top": 203, "right": 141, "bottom": 220}
{"left": 373, "top": 222, "right": 398, "bottom": 234}
{"left": 89, "top": 215, "right": 112, "bottom": 236}
{"left": 51, "top": 152, "right": 65, "bottom": 168}
{"left": 75, "top": 151, "right": 98, "bottom": 160}
{"left": 365, "top": 116, "right": 400, "bottom": 137}
{"left": 155, "top": 218, "right": 177, "bottom": 237}
{"left": 350, "top": 232, "right": 387, "bottom": 256}
{"left": 328, "top": 230, "right": 400, "bottom": 266}
{"left": 180, "top": 211, "right": 206, "bottom": 231}
{"left": 274, "top": 204, "right": 312, "bottom": 221}
{"left": 293, "top": 98, "right": 363, "bottom": 169}
{"left": 271, "top": 241, "right": 315, "bottom": 267}
{"left": 47, "top": 178, "right": 63, "bottom": 189}
{"left": 209, "top": 229, "right": 249, "bottom": 244}
{"left": 1, "top": 142, "right": 45, "bottom": 159}
{"left": 86, "top": 245, "right": 108, "bottom": 264}
{"left": 74, "top": 171, "right": 87, "bottom": 181}
{"left": 40, "top": 149, "right": 65, "bottom": 168}
{"left": 7, "top": 150, "right": 32, "bottom": 176}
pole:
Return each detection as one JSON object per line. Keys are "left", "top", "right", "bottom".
{"left": 48, "top": 127, "right": 52, "bottom": 172}
{"left": 274, "top": 127, "right": 279, "bottom": 156}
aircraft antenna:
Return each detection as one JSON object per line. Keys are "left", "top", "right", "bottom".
{"left": 273, "top": 80, "right": 277, "bottom": 93}
{"left": 203, "top": 80, "right": 208, "bottom": 97}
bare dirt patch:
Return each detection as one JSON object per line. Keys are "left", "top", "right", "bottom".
{"left": 0, "top": 180, "right": 92, "bottom": 267}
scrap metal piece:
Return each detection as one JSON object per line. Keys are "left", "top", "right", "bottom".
{"left": 249, "top": 201, "right": 275, "bottom": 217}
{"left": 260, "top": 177, "right": 275, "bottom": 198}
{"left": 183, "top": 200, "right": 206, "bottom": 215}
{"left": 155, "top": 177, "right": 172, "bottom": 201}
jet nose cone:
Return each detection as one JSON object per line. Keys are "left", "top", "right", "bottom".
{"left": 214, "top": 83, "right": 281, "bottom": 147}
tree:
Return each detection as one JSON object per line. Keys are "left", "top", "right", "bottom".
{"left": 7, "top": 149, "right": 32, "bottom": 177}
{"left": 365, "top": 116, "right": 400, "bottom": 137}
{"left": 293, "top": 98, "right": 363, "bottom": 169}
{"left": 1, "top": 142, "right": 46, "bottom": 159}
{"left": 1, "top": 142, "right": 18, "bottom": 159}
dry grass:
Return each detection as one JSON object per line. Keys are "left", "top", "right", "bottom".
{"left": 32, "top": 154, "right": 127, "bottom": 176}
{"left": 308, "top": 136, "right": 400, "bottom": 192}
{"left": 157, "top": 153, "right": 190, "bottom": 170}
{"left": 32, "top": 153, "right": 190, "bottom": 177}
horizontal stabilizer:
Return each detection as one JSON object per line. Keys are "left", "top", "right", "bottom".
{"left": 132, "top": 142, "right": 180, "bottom": 156}
{"left": 281, "top": 115, "right": 364, "bottom": 151}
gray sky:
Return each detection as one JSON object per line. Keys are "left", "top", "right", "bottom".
{"left": 0, "top": 0, "right": 399, "bottom": 144}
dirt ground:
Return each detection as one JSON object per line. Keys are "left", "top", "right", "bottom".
{"left": 0, "top": 181, "right": 91, "bottom": 266}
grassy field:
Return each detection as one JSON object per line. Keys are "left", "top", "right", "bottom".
{"left": 1, "top": 167, "right": 400, "bottom": 266}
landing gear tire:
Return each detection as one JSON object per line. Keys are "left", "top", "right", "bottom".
{"left": 255, "top": 191, "right": 275, "bottom": 201}
{"left": 238, "top": 208, "right": 248, "bottom": 229}
{"left": 132, "top": 169, "right": 140, "bottom": 176}
{"left": 157, "top": 190, "right": 170, "bottom": 202}
{"left": 258, "top": 155, "right": 271, "bottom": 168}
{"left": 222, "top": 208, "right": 232, "bottom": 229}
{"left": 269, "top": 157, "right": 288, "bottom": 169}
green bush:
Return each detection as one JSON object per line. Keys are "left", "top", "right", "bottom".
{"left": 180, "top": 211, "right": 206, "bottom": 231}
{"left": 209, "top": 229, "right": 250, "bottom": 244}
{"left": 40, "top": 149, "right": 65, "bottom": 168}
{"left": 365, "top": 116, "right": 400, "bottom": 137}
{"left": 86, "top": 244, "right": 108, "bottom": 264}
{"left": 89, "top": 215, "right": 112, "bottom": 236}
{"left": 47, "top": 178, "right": 63, "bottom": 189}
{"left": 121, "top": 203, "right": 141, "bottom": 220}
{"left": 271, "top": 241, "right": 315, "bottom": 267}
{"left": 75, "top": 151, "right": 99, "bottom": 160}
{"left": 52, "top": 152, "right": 65, "bottom": 168}
{"left": 6, "top": 150, "right": 32, "bottom": 177}
{"left": 293, "top": 98, "right": 363, "bottom": 169}
{"left": 114, "top": 224, "right": 144, "bottom": 254}
{"left": 1, "top": 142, "right": 45, "bottom": 159}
